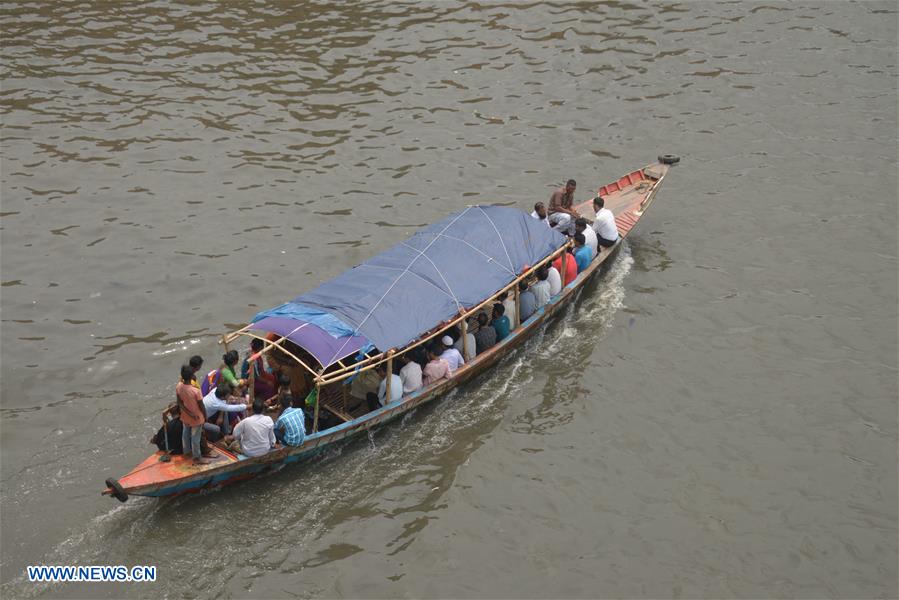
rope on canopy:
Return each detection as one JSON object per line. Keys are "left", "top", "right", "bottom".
{"left": 323, "top": 206, "right": 475, "bottom": 367}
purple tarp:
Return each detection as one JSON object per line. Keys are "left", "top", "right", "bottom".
{"left": 251, "top": 316, "right": 369, "bottom": 368}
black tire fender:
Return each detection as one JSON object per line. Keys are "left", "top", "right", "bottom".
{"left": 658, "top": 154, "right": 680, "bottom": 165}
{"left": 105, "top": 478, "right": 129, "bottom": 503}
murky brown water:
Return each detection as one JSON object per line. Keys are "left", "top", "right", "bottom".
{"left": 1, "top": 1, "right": 897, "bottom": 598}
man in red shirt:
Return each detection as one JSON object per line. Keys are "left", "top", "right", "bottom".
{"left": 177, "top": 364, "right": 211, "bottom": 465}
{"left": 553, "top": 250, "right": 578, "bottom": 287}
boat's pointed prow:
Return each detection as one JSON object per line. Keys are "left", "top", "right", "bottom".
{"left": 106, "top": 447, "right": 241, "bottom": 499}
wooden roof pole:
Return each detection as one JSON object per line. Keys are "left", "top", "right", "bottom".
{"left": 312, "top": 382, "right": 321, "bottom": 433}
{"left": 231, "top": 331, "right": 321, "bottom": 380}
{"left": 222, "top": 324, "right": 253, "bottom": 345}
{"left": 461, "top": 318, "right": 470, "bottom": 361}
{"left": 385, "top": 350, "right": 395, "bottom": 402}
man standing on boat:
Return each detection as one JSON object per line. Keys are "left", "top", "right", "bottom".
{"left": 177, "top": 365, "right": 211, "bottom": 465}
{"left": 548, "top": 179, "right": 579, "bottom": 235}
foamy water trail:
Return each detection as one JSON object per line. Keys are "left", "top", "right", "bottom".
{"left": 542, "top": 242, "right": 634, "bottom": 357}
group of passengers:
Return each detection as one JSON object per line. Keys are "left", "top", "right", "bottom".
{"left": 276, "top": 179, "right": 618, "bottom": 420}
{"left": 154, "top": 350, "right": 311, "bottom": 464}
{"left": 153, "top": 178, "right": 621, "bottom": 464}
{"left": 531, "top": 179, "right": 620, "bottom": 249}
{"left": 345, "top": 299, "right": 513, "bottom": 414}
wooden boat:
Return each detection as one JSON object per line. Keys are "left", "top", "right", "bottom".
{"left": 102, "top": 156, "right": 678, "bottom": 502}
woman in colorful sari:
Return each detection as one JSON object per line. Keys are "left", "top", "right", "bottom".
{"left": 214, "top": 350, "right": 246, "bottom": 430}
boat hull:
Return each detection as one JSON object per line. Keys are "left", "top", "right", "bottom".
{"left": 104, "top": 161, "right": 672, "bottom": 500}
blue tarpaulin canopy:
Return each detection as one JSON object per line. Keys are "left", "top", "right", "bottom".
{"left": 254, "top": 205, "right": 565, "bottom": 365}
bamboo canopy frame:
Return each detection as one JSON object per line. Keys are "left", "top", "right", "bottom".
{"left": 221, "top": 238, "right": 573, "bottom": 388}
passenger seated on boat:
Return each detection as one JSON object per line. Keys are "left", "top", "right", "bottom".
{"left": 531, "top": 202, "right": 550, "bottom": 227}
{"left": 546, "top": 264, "right": 562, "bottom": 296}
{"left": 518, "top": 280, "right": 537, "bottom": 322}
{"left": 440, "top": 335, "right": 465, "bottom": 372}
{"left": 265, "top": 374, "right": 291, "bottom": 411}
{"left": 366, "top": 363, "right": 403, "bottom": 411}
{"left": 189, "top": 355, "right": 204, "bottom": 389}
{"left": 473, "top": 312, "right": 497, "bottom": 354}
{"left": 592, "top": 196, "right": 619, "bottom": 247}
{"left": 398, "top": 353, "right": 423, "bottom": 395}
{"left": 202, "top": 381, "right": 248, "bottom": 440}
{"left": 422, "top": 344, "right": 452, "bottom": 386}
{"left": 265, "top": 349, "right": 312, "bottom": 401}
{"left": 241, "top": 339, "right": 276, "bottom": 400}
{"left": 151, "top": 405, "right": 183, "bottom": 454}
{"left": 349, "top": 366, "right": 382, "bottom": 409}
{"left": 492, "top": 303, "right": 511, "bottom": 342}
{"left": 453, "top": 322, "right": 477, "bottom": 363}
{"left": 572, "top": 233, "right": 593, "bottom": 273}
{"left": 223, "top": 398, "right": 276, "bottom": 458}
{"left": 575, "top": 217, "right": 598, "bottom": 256}
{"left": 548, "top": 179, "right": 578, "bottom": 235}
{"left": 531, "top": 267, "right": 552, "bottom": 309}
{"left": 552, "top": 250, "right": 578, "bottom": 287}
{"left": 274, "top": 393, "right": 306, "bottom": 447}
{"left": 499, "top": 291, "right": 517, "bottom": 329}
{"left": 220, "top": 350, "right": 246, "bottom": 392}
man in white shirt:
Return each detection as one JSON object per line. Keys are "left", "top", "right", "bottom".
{"left": 224, "top": 399, "right": 275, "bottom": 458}
{"left": 202, "top": 382, "right": 248, "bottom": 439}
{"left": 532, "top": 267, "right": 552, "bottom": 308}
{"left": 592, "top": 196, "right": 619, "bottom": 247}
{"left": 500, "top": 291, "right": 517, "bottom": 329}
{"left": 398, "top": 354, "right": 423, "bottom": 394}
{"left": 377, "top": 363, "right": 403, "bottom": 406}
{"left": 530, "top": 202, "right": 550, "bottom": 227}
{"left": 575, "top": 217, "right": 598, "bottom": 256}
{"left": 546, "top": 265, "right": 562, "bottom": 296}
{"left": 453, "top": 321, "right": 477, "bottom": 362}
{"left": 439, "top": 335, "right": 465, "bottom": 372}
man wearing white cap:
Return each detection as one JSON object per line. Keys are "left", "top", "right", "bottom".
{"left": 439, "top": 334, "right": 465, "bottom": 373}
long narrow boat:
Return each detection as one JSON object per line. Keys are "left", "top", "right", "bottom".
{"left": 103, "top": 157, "right": 678, "bottom": 502}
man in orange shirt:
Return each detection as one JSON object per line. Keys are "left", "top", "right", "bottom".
{"left": 177, "top": 364, "right": 211, "bottom": 465}
{"left": 553, "top": 250, "right": 578, "bottom": 287}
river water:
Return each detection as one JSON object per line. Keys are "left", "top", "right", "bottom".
{"left": 1, "top": 1, "right": 896, "bottom": 598}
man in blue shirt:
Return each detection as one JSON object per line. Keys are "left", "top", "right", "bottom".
{"left": 518, "top": 280, "right": 537, "bottom": 322}
{"left": 274, "top": 394, "right": 306, "bottom": 447}
{"left": 573, "top": 233, "right": 593, "bottom": 273}
{"left": 492, "top": 303, "right": 511, "bottom": 342}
